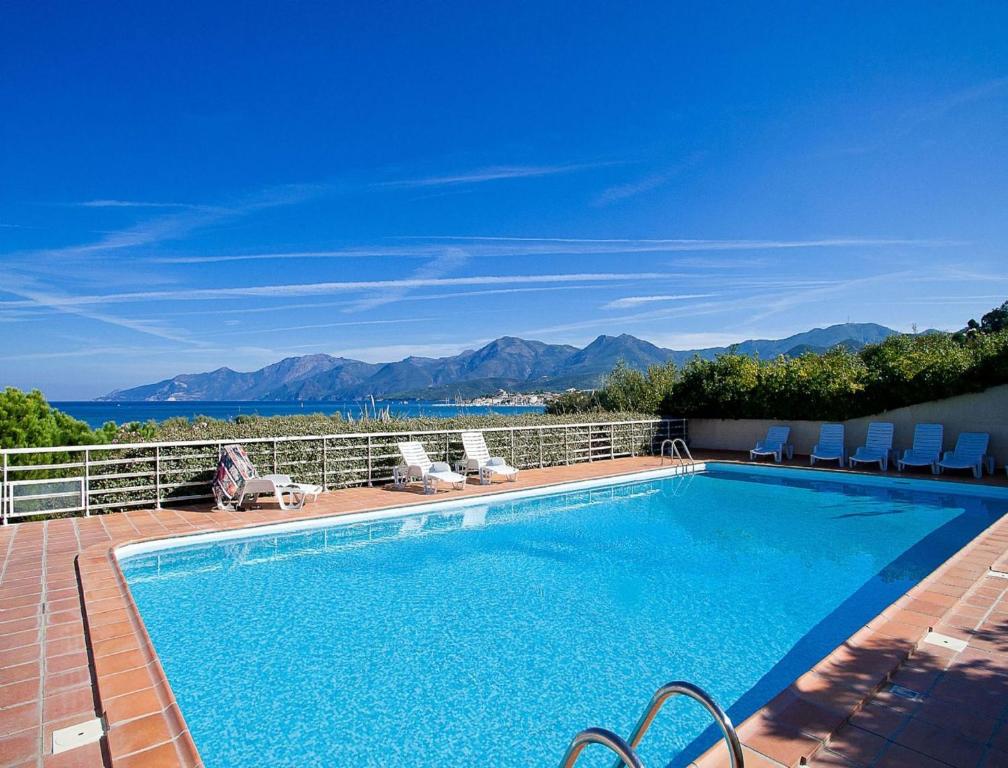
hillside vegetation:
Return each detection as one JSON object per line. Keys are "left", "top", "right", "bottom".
{"left": 548, "top": 302, "right": 1008, "bottom": 421}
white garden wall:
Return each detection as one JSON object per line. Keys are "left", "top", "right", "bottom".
{"left": 687, "top": 384, "right": 1008, "bottom": 469}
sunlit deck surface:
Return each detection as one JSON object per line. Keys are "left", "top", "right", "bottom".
{"left": 1, "top": 454, "right": 1007, "bottom": 767}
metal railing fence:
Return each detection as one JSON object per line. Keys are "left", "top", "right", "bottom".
{"left": 0, "top": 418, "right": 686, "bottom": 523}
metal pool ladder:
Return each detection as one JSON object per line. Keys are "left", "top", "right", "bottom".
{"left": 558, "top": 681, "right": 744, "bottom": 768}
{"left": 660, "top": 438, "right": 693, "bottom": 465}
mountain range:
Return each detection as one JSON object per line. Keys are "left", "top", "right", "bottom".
{"left": 99, "top": 322, "right": 898, "bottom": 402}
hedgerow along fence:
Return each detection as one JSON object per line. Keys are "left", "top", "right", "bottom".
{"left": 0, "top": 418, "right": 686, "bottom": 523}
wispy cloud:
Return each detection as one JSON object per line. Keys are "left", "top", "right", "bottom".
{"left": 517, "top": 271, "right": 918, "bottom": 340}
{"left": 375, "top": 161, "right": 614, "bottom": 189}
{"left": 594, "top": 172, "right": 676, "bottom": 205}
{"left": 148, "top": 247, "right": 424, "bottom": 265}
{"left": 142, "top": 235, "right": 958, "bottom": 266}
{"left": 343, "top": 247, "right": 471, "bottom": 312}
{"left": 206, "top": 317, "right": 431, "bottom": 337}
{"left": 155, "top": 283, "right": 620, "bottom": 318}
{"left": 744, "top": 271, "right": 912, "bottom": 324}
{"left": 593, "top": 152, "right": 707, "bottom": 206}
{"left": 0, "top": 272, "right": 670, "bottom": 308}
{"left": 2, "top": 345, "right": 171, "bottom": 362}
{"left": 833, "top": 76, "right": 1008, "bottom": 156}
{"left": 8, "top": 183, "right": 324, "bottom": 264}
{"left": 911, "top": 76, "right": 1008, "bottom": 125}
{"left": 406, "top": 235, "right": 960, "bottom": 252}
{"left": 75, "top": 199, "right": 211, "bottom": 210}
{"left": 1, "top": 282, "right": 206, "bottom": 345}
{"left": 602, "top": 293, "right": 717, "bottom": 309}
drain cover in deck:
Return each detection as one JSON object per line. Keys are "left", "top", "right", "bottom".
{"left": 52, "top": 718, "right": 103, "bottom": 754}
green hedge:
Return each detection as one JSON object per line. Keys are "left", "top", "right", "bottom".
{"left": 664, "top": 329, "right": 1008, "bottom": 420}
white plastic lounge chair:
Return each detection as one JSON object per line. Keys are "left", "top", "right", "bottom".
{"left": 394, "top": 441, "right": 466, "bottom": 494}
{"left": 810, "top": 424, "right": 845, "bottom": 467}
{"left": 749, "top": 426, "right": 793, "bottom": 463}
{"left": 897, "top": 424, "right": 944, "bottom": 475}
{"left": 849, "top": 422, "right": 894, "bottom": 471}
{"left": 236, "top": 473, "right": 323, "bottom": 511}
{"left": 938, "top": 432, "right": 991, "bottom": 479}
{"left": 459, "top": 431, "right": 519, "bottom": 485}
{"left": 213, "top": 444, "right": 323, "bottom": 511}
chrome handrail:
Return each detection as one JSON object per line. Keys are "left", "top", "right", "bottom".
{"left": 560, "top": 727, "right": 645, "bottom": 768}
{"left": 659, "top": 438, "right": 693, "bottom": 465}
{"left": 618, "top": 681, "right": 743, "bottom": 768}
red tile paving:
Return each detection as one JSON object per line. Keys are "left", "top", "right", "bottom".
{"left": 0, "top": 454, "right": 1006, "bottom": 768}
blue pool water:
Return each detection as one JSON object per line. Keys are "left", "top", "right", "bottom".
{"left": 120, "top": 465, "right": 1008, "bottom": 767}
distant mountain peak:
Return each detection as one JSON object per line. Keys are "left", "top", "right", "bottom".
{"left": 100, "top": 322, "right": 900, "bottom": 402}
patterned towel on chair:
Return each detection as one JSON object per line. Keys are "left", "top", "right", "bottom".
{"left": 213, "top": 444, "right": 257, "bottom": 510}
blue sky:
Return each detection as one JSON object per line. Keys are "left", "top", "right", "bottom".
{"left": 1, "top": 2, "right": 1006, "bottom": 399}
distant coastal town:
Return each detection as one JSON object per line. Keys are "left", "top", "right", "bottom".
{"left": 441, "top": 389, "right": 569, "bottom": 407}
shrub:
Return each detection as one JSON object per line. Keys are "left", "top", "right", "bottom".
{"left": 546, "top": 362, "right": 677, "bottom": 415}
{"left": 545, "top": 390, "right": 603, "bottom": 414}
{"left": 658, "top": 329, "right": 1008, "bottom": 419}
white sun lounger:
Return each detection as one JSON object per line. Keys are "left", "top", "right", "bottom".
{"left": 214, "top": 443, "right": 324, "bottom": 511}
{"left": 394, "top": 441, "right": 466, "bottom": 494}
{"left": 237, "top": 473, "right": 323, "bottom": 511}
{"left": 459, "top": 431, "right": 519, "bottom": 485}
{"left": 749, "top": 426, "right": 793, "bottom": 463}
{"left": 849, "top": 422, "right": 894, "bottom": 471}
{"left": 810, "top": 423, "right": 845, "bottom": 467}
{"left": 938, "top": 432, "right": 991, "bottom": 479}
{"left": 897, "top": 423, "right": 943, "bottom": 474}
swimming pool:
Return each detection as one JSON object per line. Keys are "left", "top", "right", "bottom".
{"left": 118, "top": 464, "right": 1008, "bottom": 767}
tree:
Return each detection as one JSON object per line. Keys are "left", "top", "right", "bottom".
{"left": 0, "top": 388, "right": 115, "bottom": 450}
{"left": 978, "top": 300, "right": 1008, "bottom": 334}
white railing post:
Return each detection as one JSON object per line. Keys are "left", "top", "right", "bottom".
{"left": 510, "top": 428, "right": 516, "bottom": 468}
{"left": 610, "top": 423, "right": 615, "bottom": 460}
{"left": 2, "top": 452, "right": 7, "bottom": 525}
{"left": 323, "top": 437, "right": 329, "bottom": 490}
{"left": 564, "top": 425, "right": 569, "bottom": 465}
{"left": 83, "top": 448, "right": 90, "bottom": 517}
{"left": 272, "top": 440, "right": 278, "bottom": 474}
{"left": 367, "top": 435, "right": 373, "bottom": 487}
{"left": 154, "top": 445, "right": 162, "bottom": 510}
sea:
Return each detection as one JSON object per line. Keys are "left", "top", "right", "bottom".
{"left": 52, "top": 401, "right": 546, "bottom": 429}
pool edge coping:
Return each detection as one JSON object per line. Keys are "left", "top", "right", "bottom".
{"left": 689, "top": 475, "right": 1008, "bottom": 767}
{"left": 72, "top": 459, "right": 1008, "bottom": 768}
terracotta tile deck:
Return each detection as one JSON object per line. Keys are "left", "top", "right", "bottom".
{"left": 1, "top": 454, "right": 1007, "bottom": 768}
